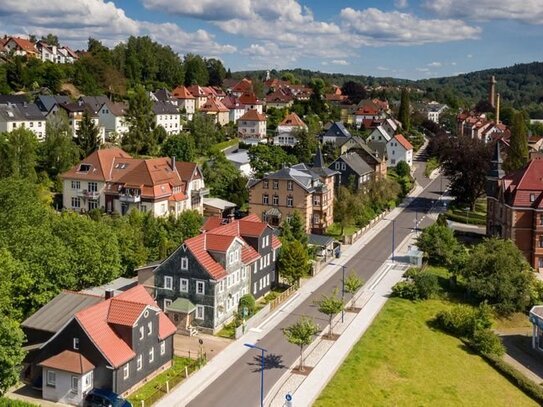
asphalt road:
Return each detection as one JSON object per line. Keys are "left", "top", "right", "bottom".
{"left": 188, "top": 156, "right": 446, "bottom": 407}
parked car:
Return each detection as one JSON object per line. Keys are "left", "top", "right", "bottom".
{"left": 83, "top": 388, "right": 132, "bottom": 407}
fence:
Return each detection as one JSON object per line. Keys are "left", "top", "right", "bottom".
{"left": 342, "top": 211, "right": 389, "bottom": 245}
{"left": 269, "top": 285, "right": 297, "bottom": 311}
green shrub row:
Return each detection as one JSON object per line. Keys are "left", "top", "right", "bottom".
{"left": 391, "top": 268, "right": 440, "bottom": 300}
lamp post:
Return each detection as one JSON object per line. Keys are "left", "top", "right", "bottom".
{"left": 244, "top": 343, "right": 267, "bottom": 407}
{"left": 383, "top": 218, "right": 396, "bottom": 262}
{"left": 330, "top": 262, "right": 346, "bottom": 323}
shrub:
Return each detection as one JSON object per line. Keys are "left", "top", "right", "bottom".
{"left": 413, "top": 272, "right": 440, "bottom": 299}
{"left": 470, "top": 328, "right": 505, "bottom": 357}
{"left": 391, "top": 269, "right": 440, "bottom": 300}
{"left": 396, "top": 160, "right": 410, "bottom": 177}
{"left": 238, "top": 294, "right": 256, "bottom": 317}
{"left": 391, "top": 281, "right": 419, "bottom": 300}
{"left": 434, "top": 303, "right": 492, "bottom": 338}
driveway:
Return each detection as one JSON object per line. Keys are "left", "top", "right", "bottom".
{"left": 174, "top": 333, "right": 233, "bottom": 361}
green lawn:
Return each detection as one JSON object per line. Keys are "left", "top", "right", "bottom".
{"left": 315, "top": 297, "right": 538, "bottom": 407}
{"left": 326, "top": 222, "right": 358, "bottom": 238}
{"left": 446, "top": 198, "right": 487, "bottom": 225}
{"left": 424, "top": 157, "right": 440, "bottom": 177}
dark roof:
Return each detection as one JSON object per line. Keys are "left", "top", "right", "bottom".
{"left": 323, "top": 122, "right": 352, "bottom": 139}
{"left": 18, "top": 103, "right": 45, "bottom": 120}
{"left": 349, "top": 136, "right": 382, "bottom": 163}
{"left": 36, "top": 95, "right": 71, "bottom": 112}
{"left": 368, "top": 141, "right": 387, "bottom": 158}
{"left": 313, "top": 147, "right": 325, "bottom": 168}
{"left": 79, "top": 96, "right": 110, "bottom": 114}
{"left": 22, "top": 291, "right": 102, "bottom": 333}
{"left": 152, "top": 101, "right": 179, "bottom": 115}
{"left": 308, "top": 233, "right": 335, "bottom": 247}
{"left": 153, "top": 89, "right": 172, "bottom": 102}
{"left": 0, "top": 95, "right": 28, "bottom": 105}
{"left": 334, "top": 152, "right": 374, "bottom": 176}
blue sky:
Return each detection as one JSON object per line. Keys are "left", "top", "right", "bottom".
{"left": 1, "top": 0, "right": 542, "bottom": 80}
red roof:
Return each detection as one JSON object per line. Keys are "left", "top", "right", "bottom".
{"left": 8, "top": 37, "right": 37, "bottom": 54}
{"left": 501, "top": 159, "right": 543, "bottom": 207}
{"left": 232, "top": 78, "right": 253, "bottom": 94}
{"left": 205, "top": 234, "right": 236, "bottom": 252}
{"left": 172, "top": 86, "right": 195, "bottom": 99}
{"left": 393, "top": 134, "right": 413, "bottom": 151}
{"left": 39, "top": 350, "right": 94, "bottom": 374}
{"left": 239, "top": 109, "right": 266, "bottom": 122}
{"left": 107, "top": 299, "right": 148, "bottom": 327}
{"left": 184, "top": 234, "right": 227, "bottom": 280}
{"left": 200, "top": 97, "right": 229, "bottom": 113}
{"left": 239, "top": 93, "right": 262, "bottom": 106}
{"left": 279, "top": 112, "right": 306, "bottom": 128}
{"left": 242, "top": 245, "right": 261, "bottom": 264}
{"left": 265, "top": 88, "right": 293, "bottom": 103}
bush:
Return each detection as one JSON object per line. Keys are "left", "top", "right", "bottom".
{"left": 434, "top": 303, "right": 492, "bottom": 338}
{"left": 470, "top": 328, "right": 505, "bottom": 357}
{"left": 396, "top": 160, "right": 410, "bottom": 177}
{"left": 238, "top": 294, "right": 256, "bottom": 317}
{"left": 413, "top": 272, "right": 440, "bottom": 299}
{"left": 391, "top": 269, "right": 440, "bottom": 300}
{"left": 391, "top": 281, "right": 419, "bottom": 300}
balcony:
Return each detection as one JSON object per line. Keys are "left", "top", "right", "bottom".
{"left": 77, "top": 189, "right": 100, "bottom": 200}
{"left": 119, "top": 193, "right": 141, "bottom": 203}
{"left": 192, "top": 188, "right": 210, "bottom": 197}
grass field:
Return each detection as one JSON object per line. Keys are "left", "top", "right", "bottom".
{"left": 315, "top": 297, "right": 538, "bottom": 407}
{"left": 446, "top": 198, "right": 487, "bottom": 225}
{"left": 326, "top": 222, "right": 358, "bottom": 238}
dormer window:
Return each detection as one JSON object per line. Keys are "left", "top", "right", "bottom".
{"left": 531, "top": 194, "right": 536, "bottom": 202}
{"left": 73, "top": 338, "right": 79, "bottom": 350}
{"left": 181, "top": 257, "right": 188, "bottom": 270}
{"left": 78, "top": 164, "right": 91, "bottom": 173}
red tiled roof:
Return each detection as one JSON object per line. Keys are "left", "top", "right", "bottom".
{"left": 184, "top": 235, "right": 227, "bottom": 280}
{"left": 265, "top": 89, "right": 293, "bottom": 103}
{"left": 205, "top": 234, "right": 236, "bottom": 252}
{"left": 239, "top": 93, "right": 262, "bottom": 105}
{"left": 187, "top": 85, "right": 207, "bottom": 97}
{"left": 61, "top": 147, "right": 132, "bottom": 182}
{"left": 502, "top": 159, "right": 543, "bottom": 207}
{"left": 9, "top": 37, "right": 37, "bottom": 54}
{"left": 107, "top": 299, "right": 147, "bottom": 327}
{"left": 238, "top": 109, "right": 266, "bottom": 122}
{"left": 172, "top": 86, "right": 195, "bottom": 99}
{"left": 271, "top": 235, "right": 282, "bottom": 250}
{"left": 39, "top": 350, "right": 94, "bottom": 374}
{"left": 242, "top": 245, "right": 261, "bottom": 264}
{"left": 232, "top": 78, "right": 253, "bottom": 93}
{"left": 200, "top": 97, "right": 229, "bottom": 113}
{"left": 279, "top": 112, "right": 306, "bottom": 128}
{"left": 393, "top": 134, "right": 413, "bottom": 150}
{"left": 222, "top": 95, "right": 243, "bottom": 109}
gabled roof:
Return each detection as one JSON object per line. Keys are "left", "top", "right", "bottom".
{"left": 222, "top": 95, "right": 243, "bottom": 110}
{"left": 107, "top": 299, "right": 148, "bottom": 327}
{"left": 187, "top": 85, "right": 207, "bottom": 98}
{"left": 279, "top": 112, "right": 306, "bottom": 128}
{"left": 0, "top": 95, "right": 28, "bottom": 105}
{"left": 392, "top": 134, "right": 413, "bottom": 150}
{"left": 238, "top": 109, "right": 266, "bottom": 122}
{"left": 101, "top": 101, "right": 128, "bottom": 117}
{"left": 232, "top": 78, "right": 253, "bottom": 94}
{"left": 265, "top": 88, "right": 293, "bottom": 103}
{"left": 79, "top": 96, "right": 110, "bottom": 114}
{"left": 152, "top": 89, "right": 172, "bottom": 102}
{"left": 7, "top": 37, "right": 37, "bottom": 54}
{"left": 61, "top": 147, "right": 132, "bottom": 182}
{"left": 36, "top": 95, "right": 71, "bottom": 112}
{"left": 153, "top": 101, "right": 179, "bottom": 115}
{"left": 200, "top": 97, "right": 229, "bottom": 113}
{"left": 172, "top": 86, "right": 195, "bottom": 99}
{"left": 39, "top": 350, "right": 94, "bottom": 374}
{"left": 334, "top": 152, "right": 374, "bottom": 176}
{"left": 371, "top": 125, "right": 392, "bottom": 142}
{"left": 323, "top": 122, "right": 351, "bottom": 139}
{"left": 239, "top": 93, "right": 262, "bottom": 106}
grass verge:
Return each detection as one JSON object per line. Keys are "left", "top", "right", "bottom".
{"left": 326, "top": 223, "right": 358, "bottom": 238}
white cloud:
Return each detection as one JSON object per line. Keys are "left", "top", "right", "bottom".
{"left": 142, "top": 0, "right": 252, "bottom": 20}
{"left": 394, "top": 0, "right": 409, "bottom": 9}
{"left": 451, "top": 62, "right": 457, "bottom": 65}
{"left": 340, "top": 7, "right": 481, "bottom": 45}
{"left": 377, "top": 66, "right": 390, "bottom": 71}
{"left": 428, "top": 61, "right": 442, "bottom": 67}
{"left": 0, "top": 0, "right": 235, "bottom": 55}
{"left": 424, "top": 0, "right": 543, "bottom": 24}
{"left": 416, "top": 67, "right": 430, "bottom": 72}
{"left": 467, "top": 54, "right": 473, "bottom": 58}
{"left": 330, "top": 59, "right": 349, "bottom": 65}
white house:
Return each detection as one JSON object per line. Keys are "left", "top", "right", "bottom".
{"left": 98, "top": 102, "right": 129, "bottom": 141}
{"left": 273, "top": 112, "right": 307, "bottom": 147}
{"left": 387, "top": 134, "right": 413, "bottom": 167}
{"left": 0, "top": 103, "right": 46, "bottom": 140}
{"left": 222, "top": 96, "right": 245, "bottom": 123}
{"left": 153, "top": 101, "right": 181, "bottom": 135}
{"left": 171, "top": 86, "right": 196, "bottom": 121}
{"left": 225, "top": 149, "right": 253, "bottom": 177}
{"left": 237, "top": 109, "right": 267, "bottom": 142}
{"left": 425, "top": 102, "right": 448, "bottom": 123}
{"left": 368, "top": 125, "right": 392, "bottom": 144}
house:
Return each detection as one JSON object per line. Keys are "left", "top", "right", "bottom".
{"left": 354, "top": 100, "right": 386, "bottom": 127}
{"left": 153, "top": 101, "right": 181, "bottom": 134}
{"left": 225, "top": 149, "right": 253, "bottom": 177}
{"left": 329, "top": 152, "right": 375, "bottom": 191}
{"left": 21, "top": 285, "right": 176, "bottom": 405}
{"left": 58, "top": 102, "right": 106, "bottom": 141}
{"left": 98, "top": 101, "right": 128, "bottom": 140}
{"left": 78, "top": 96, "right": 110, "bottom": 115}
{"left": 199, "top": 98, "right": 230, "bottom": 126}
{"left": 239, "top": 93, "right": 264, "bottom": 114}
{"left": 486, "top": 144, "right": 543, "bottom": 271}
{"left": 203, "top": 197, "right": 236, "bottom": 218}
{"left": 2, "top": 36, "right": 38, "bottom": 57}
{"left": 150, "top": 89, "right": 174, "bottom": 104}
{"left": 265, "top": 88, "right": 294, "bottom": 109}
{"left": 339, "top": 136, "right": 387, "bottom": 179}
{"left": 222, "top": 95, "right": 246, "bottom": 123}
{"left": 423, "top": 101, "right": 448, "bottom": 123}
{"left": 187, "top": 85, "right": 208, "bottom": 109}
{"left": 0, "top": 103, "right": 46, "bottom": 140}
{"left": 273, "top": 112, "right": 307, "bottom": 146}
{"left": 230, "top": 78, "right": 253, "bottom": 97}
{"left": 248, "top": 153, "right": 336, "bottom": 234}
{"left": 35, "top": 95, "right": 71, "bottom": 114}
{"left": 387, "top": 134, "right": 413, "bottom": 167}
{"left": 321, "top": 122, "right": 352, "bottom": 145}
{"left": 149, "top": 215, "right": 281, "bottom": 334}
{"left": 60, "top": 147, "right": 207, "bottom": 216}
{"left": 171, "top": 86, "right": 196, "bottom": 120}
{"left": 368, "top": 125, "right": 393, "bottom": 144}
{"left": 237, "top": 109, "right": 267, "bottom": 142}
{"left": 0, "top": 94, "right": 28, "bottom": 105}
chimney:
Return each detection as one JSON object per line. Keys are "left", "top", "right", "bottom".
{"left": 105, "top": 289, "right": 115, "bottom": 300}
{"left": 495, "top": 93, "right": 500, "bottom": 124}
{"left": 171, "top": 156, "right": 176, "bottom": 171}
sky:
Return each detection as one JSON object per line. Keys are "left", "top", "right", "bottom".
{"left": 0, "top": 0, "right": 542, "bottom": 80}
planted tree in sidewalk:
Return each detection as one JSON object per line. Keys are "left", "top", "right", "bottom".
{"left": 283, "top": 316, "right": 319, "bottom": 372}
{"left": 316, "top": 289, "right": 344, "bottom": 337}
{"left": 344, "top": 272, "right": 364, "bottom": 309}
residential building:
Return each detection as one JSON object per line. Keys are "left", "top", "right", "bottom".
{"left": 339, "top": 136, "right": 387, "bottom": 179}
{"left": 0, "top": 94, "right": 28, "bottom": 105}
{"left": 265, "top": 88, "right": 294, "bottom": 109}
{"left": 187, "top": 85, "right": 208, "bottom": 109}
{"left": 61, "top": 147, "right": 207, "bottom": 216}
{"left": 273, "top": 112, "right": 307, "bottom": 146}
{"left": 423, "top": 101, "right": 448, "bottom": 123}
{"left": 203, "top": 198, "right": 236, "bottom": 218}
{"left": 239, "top": 93, "right": 264, "bottom": 114}
{"left": 35, "top": 95, "right": 71, "bottom": 114}
{"left": 368, "top": 125, "right": 392, "bottom": 144}
{"left": 35, "top": 41, "right": 78, "bottom": 64}
{"left": 225, "top": 149, "right": 253, "bottom": 177}
{"left": 78, "top": 96, "right": 110, "bottom": 115}
{"left": 321, "top": 122, "right": 352, "bottom": 145}
{"left": 248, "top": 153, "right": 336, "bottom": 234}
{"left": 237, "top": 109, "right": 267, "bottom": 142}
{"left": 387, "top": 134, "right": 413, "bottom": 167}
{"left": 222, "top": 95, "right": 246, "bottom": 123}
{"left": 21, "top": 285, "right": 176, "bottom": 404}
{"left": 199, "top": 98, "right": 230, "bottom": 126}
{"left": 149, "top": 214, "right": 281, "bottom": 334}
{"left": 2, "top": 36, "right": 37, "bottom": 57}
{"left": 230, "top": 78, "right": 253, "bottom": 97}
{"left": 486, "top": 144, "right": 543, "bottom": 271}
{"left": 0, "top": 103, "right": 46, "bottom": 140}
{"left": 171, "top": 86, "right": 196, "bottom": 120}
{"left": 354, "top": 100, "right": 386, "bottom": 127}
{"left": 153, "top": 101, "right": 181, "bottom": 134}
{"left": 97, "top": 101, "right": 128, "bottom": 140}
{"left": 329, "top": 152, "right": 375, "bottom": 191}
{"left": 58, "top": 102, "right": 106, "bottom": 141}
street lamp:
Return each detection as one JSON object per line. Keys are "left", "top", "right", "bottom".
{"left": 244, "top": 343, "right": 267, "bottom": 407}
{"left": 383, "top": 218, "right": 396, "bottom": 262}
{"left": 330, "top": 262, "right": 346, "bottom": 323}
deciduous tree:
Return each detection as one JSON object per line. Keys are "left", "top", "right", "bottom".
{"left": 0, "top": 317, "right": 26, "bottom": 396}
{"left": 316, "top": 289, "right": 344, "bottom": 337}
{"left": 278, "top": 240, "right": 309, "bottom": 286}
{"left": 161, "top": 133, "right": 196, "bottom": 162}
{"left": 123, "top": 85, "right": 155, "bottom": 155}
{"left": 0, "top": 127, "right": 39, "bottom": 181}
{"left": 283, "top": 316, "right": 319, "bottom": 372}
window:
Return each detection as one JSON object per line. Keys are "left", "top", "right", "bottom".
{"left": 313, "top": 196, "right": 320, "bottom": 206}
{"left": 262, "top": 194, "right": 269, "bottom": 205}
{"left": 88, "top": 200, "right": 98, "bottom": 210}
{"left": 253, "top": 282, "right": 257, "bottom": 294}
{"left": 73, "top": 338, "right": 79, "bottom": 350}
{"left": 196, "top": 305, "right": 205, "bottom": 320}
{"left": 84, "top": 371, "right": 93, "bottom": 388}
{"left": 263, "top": 180, "right": 269, "bottom": 189}
{"left": 71, "top": 197, "right": 81, "bottom": 208}
{"left": 287, "top": 180, "right": 293, "bottom": 191}
{"left": 164, "top": 298, "right": 172, "bottom": 309}
{"left": 71, "top": 180, "right": 80, "bottom": 190}
{"left": 147, "top": 321, "right": 152, "bottom": 335}
{"left": 47, "top": 370, "right": 56, "bottom": 387}
{"left": 196, "top": 281, "right": 205, "bottom": 295}
{"left": 164, "top": 276, "right": 173, "bottom": 290}
{"left": 161, "top": 341, "right": 166, "bottom": 356}
{"left": 313, "top": 213, "right": 320, "bottom": 225}
{"left": 180, "top": 278, "right": 189, "bottom": 293}
{"left": 287, "top": 196, "right": 293, "bottom": 207}
{"left": 540, "top": 215, "right": 543, "bottom": 226}
{"left": 272, "top": 195, "right": 279, "bottom": 206}
{"left": 235, "top": 270, "right": 240, "bottom": 283}
{"left": 273, "top": 249, "right": 276, "bottom": 262}
{"left": 180, "top": 257, "right": 188, "bottom": 270}
{"left": 539, "top": 236, "right": 543, "bottom": 249}
{"left": 335, "top": 162, "right": 340, "bottom": 170}
{"left": 137, "top": 355, "right": 142, "bottom": 371}
{"left": 71, "top": 376, "right": 79, "bottom": 393}
{"left": 149, "top": 347, "right": 154, "bottom": 363}
{"left": 531, "top": 194, "right": 536, "bottom": 202}
{"left": 273, "top": 180, "right": 279, "bottom": 189}
{"left": 242, "top": 266, "right": 247, "bottom": 279}
{"left": 123, "top": 364, "right": 129, "bottom": 379}
{"left": 139, "top": 326, "right": 144, "bottom": 340}
{"left": 88, "top": 182, "right": 98, "bottom": 192}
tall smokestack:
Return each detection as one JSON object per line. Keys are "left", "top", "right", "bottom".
{"left": 489, "top": 75, "right": 497, "bottom": 108}
{"left": 171, "top": 156, "right": 176, "bottom": 171}
{"left": 496, "top": 93, "right": 500, "bottom": 124}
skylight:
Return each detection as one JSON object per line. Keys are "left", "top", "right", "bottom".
{"left": 78, "top": 164, "right": 91, "bottom": 173}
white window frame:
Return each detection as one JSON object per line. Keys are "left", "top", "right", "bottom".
{"left": 180, "top": 278, "right": 189, "bottom": 293}
{"left": 149, "top": 347, "right": 154, "bottom": 363}
{"left": 196, "top": 280, "right": 205, "bottom": 295}
{"left": 47, "top": 370, "right": 56, "bottom": 387}
{"left": 71, "top": 376, "right": 79, "bottom": 393}
{"left": 160, "top": 341, "right": 166, "bottom": 356}
{"left": 242, "top": 267, "right": 247, "bottom": 279}
{"left": 147, "top": 321, "right": 152, "bottom": 335}
{"left": 164, "top": 276, "right": 173, "bottom": 290}
{"left": 139, "top": 326, "right": 144, "bottom": 340}
{"left": 73, "top": 337, "right": 79, "bottom": 350}
{"left": 181, "top": 257, "right": 188, "bottom": 270}
{"left": 195, "top": 305, "right": 205, "bottom": 320}
{"left": 71, "top": 180, "right": 80, "bottom": 190}
{"left": 253, "top": 282, "right": 257, "bottom": 294}
{"left": 164, "top": 298, "right": 172, "bottom": 309}
{"left": 123, "top": 364, "right": 129, "bottom": 380}
{"left": 137, "top": 354, "right": 143, "bottom": 371}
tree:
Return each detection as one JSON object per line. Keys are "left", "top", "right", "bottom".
{"left": 344, "top": 272, "right": 364, "bottom": 302}
{"left": 281, "top": 210, "right": 308, "bottom": 246}
{"left": 333, "top": 187, "right": 355, "bottom": 235}
{"left": 161, "top": 133, "right": 196, "bottom": 162}
{"left": 202, "top": 153, "right": 248, "bottom": 207}
{"left": 292, "top": 129, "right": 318, "bottom": 163}
{"left": 341, "top": 81, "right": 367, "bottom": 104}
{"left": 0, "top": 128, "right": 38, "bottom": 181}
{"left": 41, "top": 33, "right": 59, "bottom": 46}
{"left": 504, "top": 111, "right": 529, "bottom": 172}
{"left": 206, "top": 58, "right": 226, "bottom": 87}
{"left": 416, "top": 223, "right": 461, "bottom": 267}
{"left": 184, "top": 54, "right": 209, "bottom": 86}
{"left": 188, "top": 113, "right": 220, "bottom": 155}
{"left": 248, "top": 144, "right": 296, "bottom": 178}
{"left": 278, "top": 240, "right": 309, "bottom": 286}
{"left": 399, "top": 88, "right": 411, "bottom": 131}
{"left": 283, "top": 316, "right": 319, "bottom": 372}
{"left": 0, "top": 317, "right": 26, "bottom": 396}
{"left": 75, "top": 111, "right": 101, "bottom": 158}
{"left": 395, "top": 160, "right": 410, "bottom": 177}
{"left": 462, "top": 238, "right": 533, "bottom": 315}
{"left": 123, "top": 85, "right": 155, "bottom": 155}
{"left": 316, "top": 289, "right": 344, "bottom": 337}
